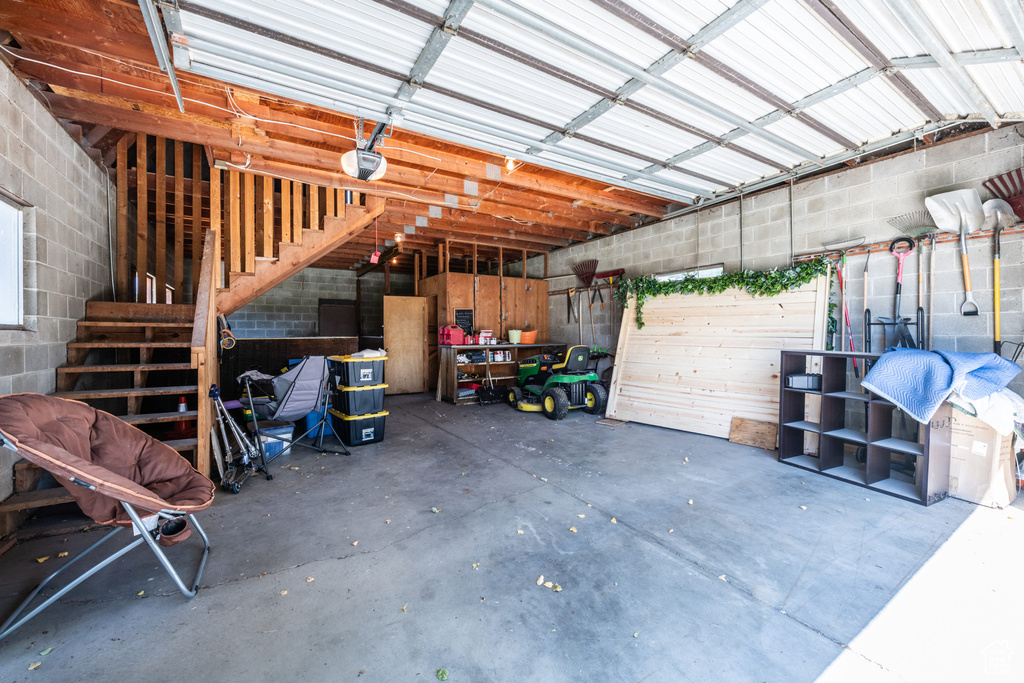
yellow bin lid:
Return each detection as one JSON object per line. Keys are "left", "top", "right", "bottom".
{"left": 338, "top": 383, "right": 388, "bottom": 392}
{"left": 328, "top": 409, "right": 389, "bottom": 420}
{"left": 328, "top": 354, "right": 388, "bottom": 362}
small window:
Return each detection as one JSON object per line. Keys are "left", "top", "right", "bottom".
{"left": 655, "top": 264, "right": 724, "bottom": 282}
{"left": 0, "top": 197, "right": 23, "bottom": 326}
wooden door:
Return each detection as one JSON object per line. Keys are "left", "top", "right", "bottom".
{"left": 383, "top": 296, "right": 428, "bottom": 394}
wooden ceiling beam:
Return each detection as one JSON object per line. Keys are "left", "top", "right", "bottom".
{"left": 6, "top": 47, "right": 666, "bottom": 218}
{"left": 0, "top": 6, "right": 156, "bottom": 66}
{"left": 380, "top": 211, "right": 571, "bottom": 247}
{"left": 210, "top": 151, "right": 603, "bottom": 237}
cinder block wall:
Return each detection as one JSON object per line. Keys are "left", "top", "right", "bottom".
{"left": 227, "top": 268, "right": 414, "bottom": 338}
{"left": 0, "top": 61, "right": 114, "bottom": 499}
{"left": 545, "top": 125, "right": 1024, "bottom": 389}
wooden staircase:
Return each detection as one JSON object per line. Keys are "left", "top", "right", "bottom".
{"left": 0, "top": 302, "right": 200, "bottom": 536}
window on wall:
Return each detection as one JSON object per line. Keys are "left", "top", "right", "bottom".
{"left": 0, "top": 196, "right": 24, "bottom": 326}
{"left": 655, "top": 264, "right": 725, "bottom": 282}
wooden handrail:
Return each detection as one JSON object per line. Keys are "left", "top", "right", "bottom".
{"left": 190, "top": 226, "right": 220, "bottom": 477}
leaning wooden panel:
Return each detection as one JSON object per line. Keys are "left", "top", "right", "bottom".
{"left": 606, "top": 276, "right": 827, "bottom": 440}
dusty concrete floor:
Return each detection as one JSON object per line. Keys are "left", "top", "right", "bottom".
{"left": 0, "top": 394, "right": 1020, "bottom": 682}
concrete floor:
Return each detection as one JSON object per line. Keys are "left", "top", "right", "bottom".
{"left": 0, "top": 394, "right": 1021, "bottom": 682}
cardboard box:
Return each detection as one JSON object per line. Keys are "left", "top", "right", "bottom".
{"left": 934, "top": 403, "right": 1018, "bottom": 508}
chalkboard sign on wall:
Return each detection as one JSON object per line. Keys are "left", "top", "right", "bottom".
{"left": 454, "top": 309, "right": 474, "bottom": 336}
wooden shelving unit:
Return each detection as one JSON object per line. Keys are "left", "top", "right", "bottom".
{"left": 778, "top": 350, "right": 948, "bottom": 506}
{"left": 437, "top": 343, "right": 564, "bottom": 405}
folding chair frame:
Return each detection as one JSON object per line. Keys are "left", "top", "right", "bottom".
{"left": 0, "top": 503, "right": 211, "bottom": 641}
{"left": 243, "top": 360, "right": 350, "bottom": 468}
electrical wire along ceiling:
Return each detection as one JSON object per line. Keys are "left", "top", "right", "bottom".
{"left": 161, "top": 0, "right": 1024, "bottom": 207}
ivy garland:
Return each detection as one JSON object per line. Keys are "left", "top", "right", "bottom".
{"left": 615, "top": 257, "right": 832, "bottom": 329}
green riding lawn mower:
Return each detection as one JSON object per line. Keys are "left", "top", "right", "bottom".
{"left": 506, "top": 345, "right": 608, "bottom": 420}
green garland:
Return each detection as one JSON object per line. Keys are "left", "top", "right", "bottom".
{"left": 615, "top": 258, "right": 832, "bottom": 329}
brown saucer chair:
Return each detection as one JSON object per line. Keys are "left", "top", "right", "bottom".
{"left": 0, "top": 393, "right": 214, "bottom": 641}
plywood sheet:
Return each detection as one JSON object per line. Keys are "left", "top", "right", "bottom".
{"left": 607, "top": 277, "right": 827, "bottom": 439}
{"left": 384, "top": 296, "right": 428, "bottom": 394}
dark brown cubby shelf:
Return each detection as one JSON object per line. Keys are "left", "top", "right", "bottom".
{"left": 778, "top": 350, "right": 948, "bottom": 506}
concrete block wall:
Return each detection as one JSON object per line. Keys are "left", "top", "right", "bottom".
{"left": 545, "top": 126, "right": 1024, "bottom": 389}
{"left": 227, "top": 268, "right": 358, "bottom": 338}
{"left": 227, "top": 268, "right": 415, "bottom": 338}
{"left": 0, "top": 61, "right": 114, "bottom": 499}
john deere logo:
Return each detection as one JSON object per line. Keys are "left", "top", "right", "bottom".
{"left": 576, "top": 354, "right": 584, "bottom": 362}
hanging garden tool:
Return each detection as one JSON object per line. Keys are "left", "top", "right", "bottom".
{"left": 823, "top": 237, "right": 863, "bottom": 364}
{"left": 866, "top": 238, "right": 923, "bottom": 351}
{"left": 884, "top": 238, "right": 918, "bottom": 347}
{"left": 925, "top": 189, "right": 984, "bottom": 316}
{"left": 983, "top": 198, "right": 1019, "bottom": 354}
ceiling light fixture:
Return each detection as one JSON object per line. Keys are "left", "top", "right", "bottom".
{"left": 505, "top": 156, "right": 516, "bottom": 171}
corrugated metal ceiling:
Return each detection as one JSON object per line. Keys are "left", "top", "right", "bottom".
{"left": 169, "top": 0, "right": 1024, "bottom": 206}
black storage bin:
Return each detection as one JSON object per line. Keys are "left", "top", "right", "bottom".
{"left": 334, "top": 384, "right": 387, "bottom": 416}
{"left": 329, "top": 355, "right": 387, "bottom": 387}
{"left": 329, "top": 409, "right": 388, "bottom": 446}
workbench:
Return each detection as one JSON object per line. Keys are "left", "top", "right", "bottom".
{"left": 436, "top": 343, "right": 565, "bottom": 404}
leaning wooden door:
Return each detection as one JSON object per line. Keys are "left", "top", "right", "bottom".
{"left": 383, "top": 296, "right": 428, "bottom": 394}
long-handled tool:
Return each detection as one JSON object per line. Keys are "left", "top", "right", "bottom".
{"left": 958, "top": 226, "right": 980, "bottom": 316}
{"left": 835, "top": 265, "right": 859, "bottom": 377}
{"left": 874, "top": 238, "right": 918, "bottom": 348}
{"left": 928, "top": 234, "right": 936, "bottom": 349}
{"left": 823, "top": 237, "right": 864, "bottom": 358}
{"left": 925, "top": 189, "right": 984, "bottom": 316}
{"left": 994, "top": 224, "right": 1002, "bottom": 353}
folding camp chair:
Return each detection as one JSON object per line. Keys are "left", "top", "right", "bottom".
{"left": 0, "top": 393, "right": 214, "bottom": 641}
{"left": 243, "top": 355, "right": 349, "bottom": 473}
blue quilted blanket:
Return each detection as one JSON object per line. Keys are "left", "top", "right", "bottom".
{"left": 861, "top": 349, "right": 1021, "bottom": 423}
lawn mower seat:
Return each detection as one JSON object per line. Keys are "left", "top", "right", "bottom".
{"left": 553, "top": 345, "right": 591, "bottom": 373}
{"left": 0, "top": 393, "right": 213, "bottom": 641}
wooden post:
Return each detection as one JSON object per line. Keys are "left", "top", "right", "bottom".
{"left": 522, "top": 249, "right": 527, "bottom": 279}
{"left": 116, "top": 136, "right": 128, "bottom": 301}
{"left": 280, "top": 179, "right": 291, "bottom": 243}
{"left": 472, "top": 243, "right": 477, "bottom": 275}
{"left": 210, "top": 168, "right": 221, "bottom": 288}
{"left": 173, "top": 140, "right": 184, "bottom": 303}
{"left": 544, "top": 251, "right": 549, "bottom": 278}
{"left": 228, "top": 170, "right": 241, "bottom": 274}
{"left": 136, "top": 134, "right": 147, "bottom": 302}
{"left": 262, "top": 175, "right": 273, "bottom": 258}
{"left": 191, "top": 144, "right": 202, "bottom": 302}
{"left": 292, "top": 181, "right": 303, "bottom": 244}
{"left": 309, "top": 184, "right": 320, "bottom": 230}
{"left": 414, "top": 250, "right": 420, "bottom": 295}
{"left": 154, "top": 137, "right": 166, "bottom": 301}
{"left": 498, "top": 246, "right": 504, "bottom": 337}
{"left": 243, "top": 171, "right": 255, "bottom": 273}
{"left": 438, "top": 242, "right": 443, "bottom": 274}
{"left": 325, "top": 184, "right": 335, "bottom": 218}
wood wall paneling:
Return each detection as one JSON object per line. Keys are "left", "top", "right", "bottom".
{"left": 243, "top": 171, "right": 255, "bottom": 273}
{"left": 606, "top": 278, "right": 828, "bottom": 438}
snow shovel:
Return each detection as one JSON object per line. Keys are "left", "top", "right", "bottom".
{"left": 925, "top": 189, "right": 984, "bottom": 316}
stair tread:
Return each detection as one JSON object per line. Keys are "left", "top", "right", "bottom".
{"left": 53, "top": 385, "right": 199, "bottom": 399}
{"left": 58, "top": 363, "right": 193, "bottom": 373}
{"left": 68, "top": 341, "right": 192, "bottom": 348}
{"left": 78, "top": 321, "right": 193, "bottom": 328}
{"left": 118, "top": 410, "right": 199, "bottom": 425}
{"left": 0, "top": 488, "right": 77, "bottom": 513}
{"left": 163, "top": 438, "right": 199, "bottom": 450}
